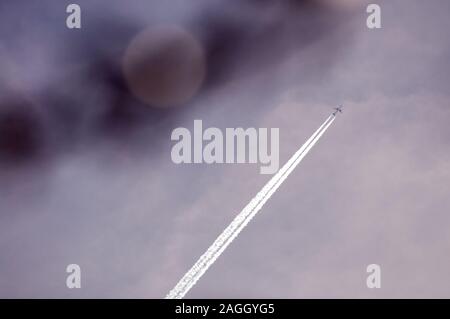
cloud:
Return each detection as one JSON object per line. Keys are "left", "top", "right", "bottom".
{"left": 1, "top": 0, "right": 450, "bottom": 298}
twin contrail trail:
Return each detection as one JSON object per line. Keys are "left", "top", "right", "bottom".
{"left": 166, "top": 113, "right": 337, "bottom": 299}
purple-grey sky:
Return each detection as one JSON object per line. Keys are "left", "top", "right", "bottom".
{"left": 1, "top": 0, "right": 450, "bottom": 298}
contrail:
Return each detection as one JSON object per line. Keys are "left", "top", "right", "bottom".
{"left": 166, "top": 113, "right": 337, "bottom": 299}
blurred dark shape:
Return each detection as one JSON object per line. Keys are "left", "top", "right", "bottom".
{"left": 0, "top": 98, "right": 43, "bottom": 164}
{"left": 122, "top": 27, "right": 206, "bottom": 108}
{"left": 199, "top": 0, "right": 338, "bottom": 88}
{"left": 94, "top": 59, "right": 171, "bottom": 135}
{"left": 200, "top": 18, "right": 248, "bottom": 87}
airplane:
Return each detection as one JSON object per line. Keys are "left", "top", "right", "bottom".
{"left": 333, "top": 105, "right": 343, "bottom": 116}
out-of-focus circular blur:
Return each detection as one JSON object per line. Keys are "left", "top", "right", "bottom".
{"left": 122, "top": 26, "right": 206, "bottom": 108}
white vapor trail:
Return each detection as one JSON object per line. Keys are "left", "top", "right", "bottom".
{"left": 166, "top": 113, "right": 336, "bottom": 299}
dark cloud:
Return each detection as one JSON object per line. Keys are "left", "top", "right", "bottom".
{"left": 0, "top": 96, "right": 44, "bottom": 164}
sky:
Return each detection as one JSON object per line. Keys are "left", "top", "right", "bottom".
{"left": 0, "top": 0, "right": 450, "bottom": 298}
